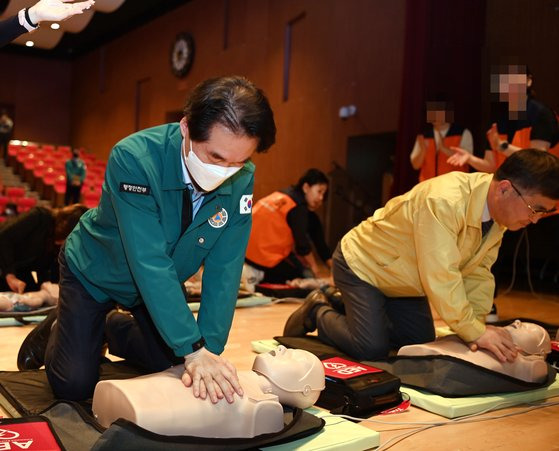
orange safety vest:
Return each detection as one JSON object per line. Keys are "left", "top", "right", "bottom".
{"left": 548, "top": 112, "right": 559, "bottom": 158}
{"left": 492, "top": 125, "right": 549, "bottom": 170}
{"left": 549, "top": 142, "right": 559, "bottom": 158}
{"left": 419, "top": 133, "right": 467, "bottom": 182}
{"left": 245, "top": 191, "right": 297, "bottom": 268}
{"left": 491, "top": 132, "right": 510, "bottom": 170}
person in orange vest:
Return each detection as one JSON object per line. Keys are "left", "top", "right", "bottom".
{"left": 448, "top": 65, "right": 559, "bottom": 173}
{"left": 410, "top": 100, "right": 473, "bottom": 183}
{"left": 245, "top": 169, "right": 332, "bottom": 284}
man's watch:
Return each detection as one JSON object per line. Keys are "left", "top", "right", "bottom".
{"left": 499, "top": 141, "right": 509, "bottom": 151}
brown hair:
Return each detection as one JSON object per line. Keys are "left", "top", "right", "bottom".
{"left": 54, "top": 203, "right": 88, "bottom": 242}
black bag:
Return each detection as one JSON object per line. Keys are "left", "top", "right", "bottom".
{"left": 275, "top": 336, "right": 402, "bottom": 416}
{"left": 316, "top": 357, "right": 402, "bottom": 416}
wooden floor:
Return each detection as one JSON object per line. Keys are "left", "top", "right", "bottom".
{"left": 1, "top": 288, "right": 558, "bottom": 450}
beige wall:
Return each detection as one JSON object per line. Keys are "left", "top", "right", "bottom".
{"left": 70, "top": 0, "right": 406, "bottom": 200}
{"left": 2, "top": 1, "right": 558, "bottom": 202}
{"left": 0, "top": 53, "right": 71, "bottom": 145}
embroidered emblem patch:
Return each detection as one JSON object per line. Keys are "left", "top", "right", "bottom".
{"left": 208, "top": 208, "right": 228, "bottom": 228}
{"left": 240, "top": 194, "right": 253, "bottom": 214}
{"left": 119, "top": 183, "right": 150, "bottom": 195}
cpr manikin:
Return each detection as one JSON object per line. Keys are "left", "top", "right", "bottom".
{"left": 92, "top": 346, "right": 325, "bottom": 438}
{"left": 398, "top": 320, "right": 551, "bottom": 383}
{"left": 0, "top": 282, "right": 58, "bottom": 312}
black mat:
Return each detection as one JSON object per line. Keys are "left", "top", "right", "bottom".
{"left": 275, "top": 325, "right": 558, "bottom": 397}
{"left": 0, "top": 361, "right": 325, "bottom": 451}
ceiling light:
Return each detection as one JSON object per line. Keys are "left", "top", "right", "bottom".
{"left": 25, "top": 41, "right": 34, "bottom": 47}
{"left": 51, "top": 23, "right": 60, "bottom": 30}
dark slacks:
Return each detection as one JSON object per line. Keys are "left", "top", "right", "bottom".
{"left": 316, "top": 243, "right": 435, "bottom": 360}
{"left": 247, "top": 252, "right": 312, "bottom": 284}
{"left": 64, "top": 183, "right": 82, "bottom": 205}
{"left": 45, "top": 247, "right": 182, "bottom": 400}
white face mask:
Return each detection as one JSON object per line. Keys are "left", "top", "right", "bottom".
{"left": 184, "top": 139, "right": 242, "bottom": 192}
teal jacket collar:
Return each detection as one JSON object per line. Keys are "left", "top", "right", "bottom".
{"left": 162, "top": 125, "right": 187, "bottom": 191}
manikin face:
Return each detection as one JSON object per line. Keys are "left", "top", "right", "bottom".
{"left": 303, "top": 183, "right": 328, "bottom": 211}
{"left": 505, "top": 320, "right": 551, "bottom": 356}
{"left": 252, "top": 346, "right": 325, "bottom": 407}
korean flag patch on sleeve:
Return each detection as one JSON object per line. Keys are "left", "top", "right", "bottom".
{"left": 240, "top": 194, "right": 253, "bottom": 214}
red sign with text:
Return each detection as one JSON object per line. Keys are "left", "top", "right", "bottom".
{"left": 322, "top": 357, "right": 383, "bottom": 379}
{"left": 0, "top": 421, "right": 61, "bottom": 450}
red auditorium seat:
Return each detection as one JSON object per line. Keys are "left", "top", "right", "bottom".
{"left": 82, "top": 188, "right": 101, "bottom": 208}
{"left": 16, "top": 197, "right": 37, "bottom": 213}
{"left": 32, "top": 161, "right": 47, "bottom": 191}
{"left": 23, "top": 153, "right": 38, "bottom": 185}
{"left": 0, "top": 195, "right": 9, "bottom": 215}
{"left": 14, "top": 148, "right": 30, "bottom": 174}
{"left": 88, "top": 165, "right": 105, "bottom": 179}
{"left": 40, "top": 168, "right": 63, "bottom": 201}
{"left": 5, "top": 186, "right": 26, "bottom": 203}
{"left": 7, "top": 143, "right": 20, "bottom": 166}
{"left": 53, "top": 175, "right": 67, "bottom": 207}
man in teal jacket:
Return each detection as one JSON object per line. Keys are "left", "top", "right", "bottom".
{"left": 19, "top": 76, "right": 276, "bottom": 403}
{"left": 64, "top": 148, "right": 87, "bottom": 205}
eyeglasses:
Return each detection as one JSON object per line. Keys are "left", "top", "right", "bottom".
{"left": 509, "top": 181, "right": 557, "bottom": 216}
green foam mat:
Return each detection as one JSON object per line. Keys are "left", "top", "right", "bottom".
{"left": 262, "top": 407, "right": 379, "bottom": 451}
{"left": 402, "top": 378, "right": 559, "bottom": 418}
{"left": 251, "top": 338, "right": 281, "bottom": 354}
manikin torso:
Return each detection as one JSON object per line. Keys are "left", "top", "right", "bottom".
{"left": 93, "top": 366, "right": 284, "bottom": 437}
{"left": 92, "top": 346, "right": 325, "bottom": 438}
{"left": 398, "top": 320, "right": 551, "bottom": 383}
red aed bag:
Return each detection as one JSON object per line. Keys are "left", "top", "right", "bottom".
{"left": 316, "top": 357, "right": 402, "bottom": 417}
{"left": 0, "top": 416, "right": 64, "bottom": 450}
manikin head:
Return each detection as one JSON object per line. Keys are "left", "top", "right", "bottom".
{"left": 252, "top": 346, "right": 325, "bottom": 408}
{"left": 505, "top": 320, "right": 551, "bottom": 357}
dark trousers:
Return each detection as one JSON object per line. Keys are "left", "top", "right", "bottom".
{"left": 64, "top": 183, "right": 82, "bottom": 205}
{"left": 45, "top": 247, "right": 181, "bottom": 400}
{"left": 248, "top": 253, "right": 313, "bottom": 284}
{"left": 316, "top": 243, "right": 435, "bottom": 360}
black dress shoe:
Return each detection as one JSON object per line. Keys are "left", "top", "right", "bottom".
{"left": 283, "top": 289, "right": 329, "bottom": 336}
{"left": 17, "top": 309, "right": 57, "bottom": 370}
{"left": 320, "top": 285, "right": 345, "bottom": 314}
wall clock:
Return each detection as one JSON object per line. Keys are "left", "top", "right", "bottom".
{"left": 170, "top": 32, "right": 195, "bottom": 78}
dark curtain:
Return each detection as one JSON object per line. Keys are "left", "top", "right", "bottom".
{"left": 391, "top": 0, "right": 487, "bottom": 197}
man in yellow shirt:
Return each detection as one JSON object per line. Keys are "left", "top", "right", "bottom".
{"left": 284, "top": 149, "right": 559, "bottom": 363}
